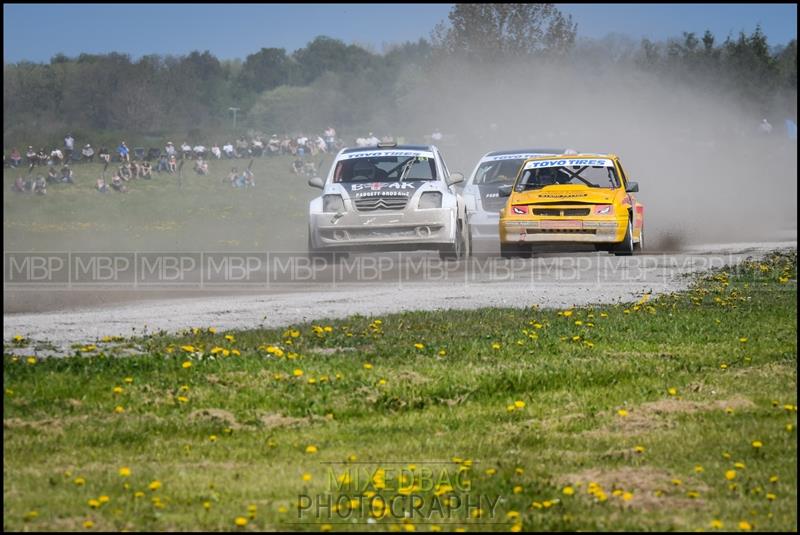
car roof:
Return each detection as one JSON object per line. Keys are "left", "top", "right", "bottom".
{"left": 483, "top": 148, "right": 566, "bottom": 158}
{"left": 341, "top": 145, "right": 433, "bottom": 154}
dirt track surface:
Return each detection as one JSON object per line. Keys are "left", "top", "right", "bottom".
{"left": 3, "top": 241, "right": 795, "bottom": 354}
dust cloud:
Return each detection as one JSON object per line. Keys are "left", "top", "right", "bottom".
{"left": 391, "top": 57, "right": 797, "bottom": 248}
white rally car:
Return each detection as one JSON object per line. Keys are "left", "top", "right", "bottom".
{"left": 462, "top": 148, "right": 568, "bottom": 253}
{"left": 308, "top": 143, "right": 468, "bottom": 259}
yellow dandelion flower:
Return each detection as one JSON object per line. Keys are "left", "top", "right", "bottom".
{"left": 88, "top": 499, "right": 100, "bottom": 509}
{"left": 74, "top": 477, "right": 86, "bottom": 486}
{"left": 514, "top": 400, "right": 526, "bottom": 409}
{"left": 766, "top": 493, "right": 776, "bottom": 501}
{"left": 114, "top": 405, "right": 125, "bottom": 414}
{"left": 738, "top": 520, "right": 752, "bottom": 530}
{"left": 209, "top": 435, "right": 217, "bottom": 442}
{"left": 123, "top": 377, "right": 133, "bottom": 384}
{"left": 725, "top": 470, "right": 737, "bottom": 481}
{"left": 734, "top": 462, "right": 745, "bottom": 469}
{"left": 769, "top": 475, "right": 779, "bottom": 483}
{"left": 710, "top": 519, "right": 724, "bottom": 529}
{"left": 695, "top": 465, "right": 704, "bottom": 473}
{"left": 203, "top": 501, "right": 212, "bottom": 510}
{"left": 293, "top": 369, "right": 304, "bottom": 377}
{"left": 738, "top": 337, "right": 748, "bottom": 343}
{"left": 234, "top": 516, "right": 248, "bottom": 527}
{"left": 181, "top": 345, "right": 196, "bottom": 353}
{"left": 617, "top": 409, "right": 629, "bottom": 417}
{"left": 414, "top": 343, "right": 425, "bottom": 350}
{"left": 513, "top": 485, "right": 523, "bottom": 494}
{"left": 515, "top": 467, "right": 524, "bottom": 476}
{"left": 321, "top": 524, "right": 333, "bottom": 532}
{"left": 149, "top": 480, "right": 162, "bottom": 491}
{"left": 687, "top": 490, "right": 700, "bottom": 499}
{"left": 485, "top": 468, "right": 497, "bottom": 476}
{"left": 363, "top": 363, "right": 373, "bottom": 370}
{"left": 438, "top": 349, "right": 447, "bottom": 357}
{"left": 562, "top": 310, "right": 573, "bottom": 317}
{"left": 119, "top": 467, "right": 131, "bottom": 477}
{"left": 562, "top": 486, "right": 575, "bottom": 496}
{"left": 134, "top": 491, "right": 145, "bottom": 498}
{"left": 751, "top": 440, "right": 763, "bottom": 449}
{"left": 633, "top": 445, "right": 645, "bottom": 454}
{"left": 306, "top": 445, "right": 318, "bottom": 454}
{"left": 668, "top": 387, "right": 678, "bottom": 396}
{"left": 83, "top": 520, "right": 94, "bottom": 529}
{"left": 622, "top": 491, "right": 634, "bottom": 501}
{"left": 98, "top": 495, "right": 109, "bottom": 504}
{"left": 181, "top": 361, "right": 192, "bottom": 369}
{"left": 671, "top": 479, "right": 682, "bottom": 486}
{"left": 492, "top": 342, "right": 501, "bottom": 350}
{"left": 225, "top": 334, "right": 236, "bottom": 342}
{"left": 27, "top": 356, "right": 37, "bottom": 365}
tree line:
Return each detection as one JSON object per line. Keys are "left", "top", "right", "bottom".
{"left": 3, "top": 4, "right": 796, "bottom": 149}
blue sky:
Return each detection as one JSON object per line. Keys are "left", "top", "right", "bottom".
{"left": 3, "top": 3, "right": 797, "bottom": 63}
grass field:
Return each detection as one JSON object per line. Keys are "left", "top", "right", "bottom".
{"left": 3, "top": 250, "right": 796, "bottom": 531}
{"left": 3, "top": 156, "right": 323, "bottom": 253}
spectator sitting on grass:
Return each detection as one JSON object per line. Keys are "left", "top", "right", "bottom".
{"left": 194, "top": 158, "right": 209, "bottom": 175}
{"left": 211, "top": 143, "right": 221, "bottom": 159}
{"left": 181, "top": 142, "right": 192, "bottom": 160}
{"left": 98, "top": 147, "right": 111, "bottom": 163}
{"left": 267, "top": 135, "right": 280, "bottom": 155}
{"left": 119, "top": 162, "right": 132, "bottom": 181}
{"left": 47, "top": 166, "right": 59, "bottom": 183}
{"left": 131, "top": 161, "right": 141, "bottom": 178}
{"left": 26, "top": 146, "right": 37, "bottom": 166}
{"left": 111, "top": 172, "right": 128, "bottom": 192}
{"left": 244, "top": 169, "right": 255, "bottom": 187}
{"left": 34, "top": 175, "right": 47, "bottom": 195}
{"left": 96, "top": 177, "right": 109, "bottom": 193}
{"left": 37, "top": 148, "right": 48, "bottom": 166}
{"left": 140, "top": 161, "right": 152, "bottom": 179}
{"left": 61, "top": 164, "right": 75, "bottom": 184}
{"left": 225, "top": 167, "right": 238, "bottom": 185}
{"left": 10, "top": 148, "right": 22, "bottom": 168}
{"left": 236, "top": 137, "right": 249, "bottom": 157}
{"left": 223, "top": 142, "right": 235, "bottom": 159}
{"left": 168, "top": 154, "right": 177, "bottom": 174}
{"left": 13, "top": 176, "right": 27, "bottom": 193}
{"left": 252, "top": 137, "right": 264, "bottom": 157}
{"left": 82, "top": 144, "right": 95, "bottom": 163}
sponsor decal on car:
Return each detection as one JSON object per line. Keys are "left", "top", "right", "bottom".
{"left": 343, "top": 151, "right": 435, "bottom": 160}
{"left": 349, "top": 182, "right": 420, "bottom": 192}
{"left": 524, "top": 158, "right": 613, "bottom": 169}
{"left": 483, "top": 153, "right": 556, "bottom": 162}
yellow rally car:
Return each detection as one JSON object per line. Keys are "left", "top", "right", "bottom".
{"left": 498, "top": 153, "right": 643, "bottom": 256}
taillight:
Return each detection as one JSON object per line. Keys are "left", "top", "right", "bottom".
{"left": 511, "top": 205, "right": 528, "bottom": 215}
{"left": 594, "top": 204, "right": 613, "bottom": 215}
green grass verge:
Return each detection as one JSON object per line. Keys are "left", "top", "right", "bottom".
{"left": 3, "top": 251, "right": 797, "bottom": 531}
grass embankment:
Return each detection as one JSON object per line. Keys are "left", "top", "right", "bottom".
{"left": 3, "top": 156, "right": 321, "bottom": 252}
{"left": 3, "top": 251, "right": 797, "bottom": 531}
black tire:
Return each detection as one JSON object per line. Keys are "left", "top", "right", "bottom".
{"left": 439, "top": 220, "right": 467, "bottom": 261}
{"left": 613, "top": 217, "right": 634, "bottom": 256}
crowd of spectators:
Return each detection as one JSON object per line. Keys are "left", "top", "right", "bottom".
{"left": 6, "top": 126, "right": 409, "bottom": 195}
